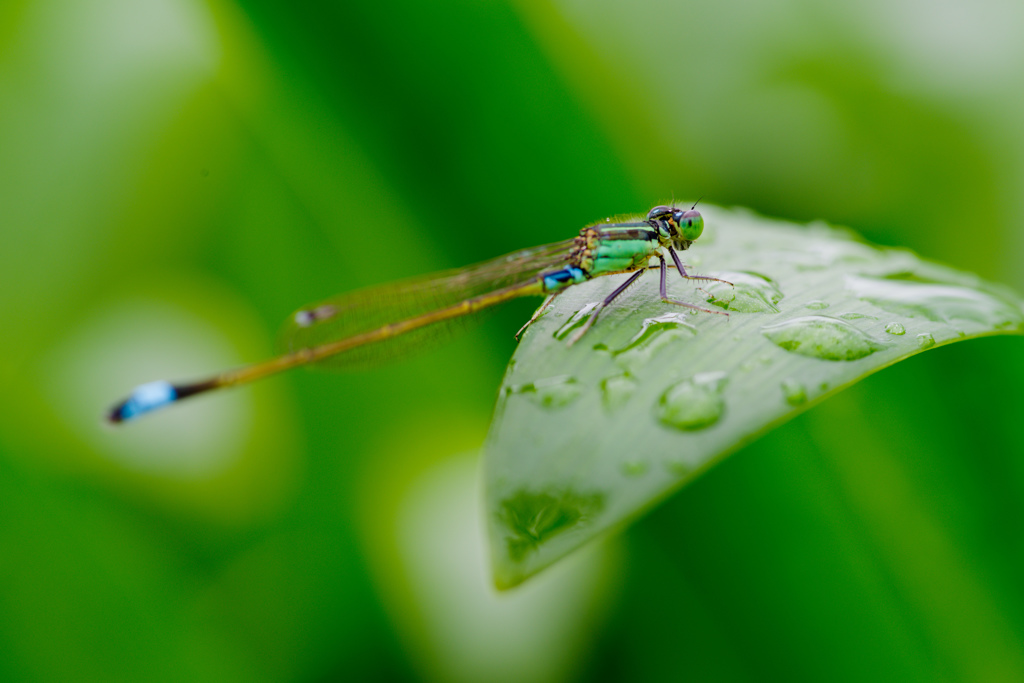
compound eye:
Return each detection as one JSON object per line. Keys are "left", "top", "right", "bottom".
{"left": 647, "top": 205, "right": 672, "bottom": 221}
{"left": 679, "top": 209, "right": 704, "bottom": 241}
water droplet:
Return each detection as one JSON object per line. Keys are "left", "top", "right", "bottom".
{"left": 703, "top": 271, "right": 783, "bottom": 313}
{"left": 665, "top": 459, "right": 693, "bottom": 476}
{"left": 613, "top": 313, "right": 696, "bottom": 372}
{"left": 839, "top": 312, "right": 878, "bottom": 321}
{"left": 780, "top": 379, "right": 807, "bottom": 406}
{"left": 508, "top": 375, "right": 581, "bottom": 409}
{"left": 498, "top": 489, "right": 605, "bottom": 561}
{"left": 847, "top": 276, "right": 1023, "bottom": 331}
{"left": 762, "top": 316, "right": 884, "bottom": 361}
{"left": 601, "top": 374, "right": 637, "bottom": 412}
{"left": 917, "top": 332, "right": 936, "bottom": 349}
{"left": 553, "top": 302, "right": 599, "bottom": 340}
{"left": 805, "top": 300, "right": 829, "bottom": 310}
{"left": 656, "top": 371, "right": 727, "bottom": 431}
{"left": 621, "top": 460, "right": 648, "bottom": 476}
{"left": 592, "top": 343, "right": 609, "bottom": 351}
{"left": 884, "top": 322, "right": 906, "bottom": 335}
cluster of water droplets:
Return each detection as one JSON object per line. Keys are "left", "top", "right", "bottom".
{"left": 846, "top": 274, "right": 1023, "bottom": 333}
{"left": 506, "top": 375, "right": 581, "bottom": 409}
{"left": 504, "top": 238, "right": 1023, "bottom": 494}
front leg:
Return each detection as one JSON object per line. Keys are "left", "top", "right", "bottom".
{"left": 659, "top": 255, "right": 728, "bottom": 317}
{"left": 668, "top": 246, "right": 733, "bottom": 288}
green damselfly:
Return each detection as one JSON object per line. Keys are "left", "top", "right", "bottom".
{"left": 107, "top": 204, "right": 729, "bottom": 423}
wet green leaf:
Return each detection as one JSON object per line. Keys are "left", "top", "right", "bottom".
{"left": 485, "top": 205, "right": 1024, "bottom": 588}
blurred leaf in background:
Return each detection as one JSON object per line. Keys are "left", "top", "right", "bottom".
{"left": 1, "top": 0, "right": 1023, "bottom": 680}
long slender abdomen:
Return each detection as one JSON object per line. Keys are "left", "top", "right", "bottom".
{"left": 106, "top": 279, "right": 545, "bottom": 423}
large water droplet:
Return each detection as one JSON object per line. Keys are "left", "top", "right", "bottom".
{"left": 498, "top": 489, "right": 605, "bottom": 561}
{"left": 762, "top": 316, "right": 884, "bottom": 361}
{"left": 612, "top": 313, "right": 696, "bottom": 371}
{"left": 703, "top": 271, "right": 783, "bottom": 313}
{"left": 656, "top": 371, "right": 727, "bottom": 431}
{"left": 847, "top": 276, "right": 1023, "bottom": 331}
{"left": 553, "top": 302, "right": 599, "bottom": 340}
{"left": 600, "top": 374, "right": 637, "bottom": 412}
{"left": 884, "top": 322, "right": 906, "bottom": 335}
{"left": 781, "top": 379, "right": 808, "bottom": 406}
{"left": 508, "top": 375, "right": 581, "bottom": 409}
{"left": 917, "top": 332, "right": 936, "bottom": 349}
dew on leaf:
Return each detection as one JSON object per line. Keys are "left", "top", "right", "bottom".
{"left": 656, "top": 371, "right": 727, "bottom": 431}
{"left": 553, "top": 303, "right": 599, "bottom": 340}
{"left": 781, "top": 379, "right": 808, "bottom": 406}
{"left": 508, "top": 376, "right": 581, "bottom": 409}
{"left": 762, "top": 316, "right": 884, "bottom": 361}
{"left": 847, "top": 276, "right": 1023, "bottom": 330}
{"left": 612, "top": 313, "right": 696, "bottom": 372}
{"left": 702, "top": 271, "right": 783, "bottom": 313}
{"left": 665, "top": 459, "right": 693, "bottom": 477}
{"left": 600, "top": 374, "right": 637, "bottom": 412}
{"left": 621, "top": 460, "right": 648, "bottom": 477}
{"left": 498, "top": 489, "right": 605, "bottom": 562}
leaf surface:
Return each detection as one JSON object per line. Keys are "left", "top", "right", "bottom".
{"left": 484, "top": 206, "right": 1024, "bottom": 588}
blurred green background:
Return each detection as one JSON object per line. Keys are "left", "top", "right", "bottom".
{"left": 2, "top": 0, "right": 1024, "bottom": 680}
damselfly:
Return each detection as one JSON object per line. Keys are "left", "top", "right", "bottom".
{"left": 107, "top": 204, "right": 730, "bottom": 423}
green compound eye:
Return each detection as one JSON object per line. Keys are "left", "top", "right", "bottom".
{"left": 678, "top": 209, "right": 704, "bottom": 241}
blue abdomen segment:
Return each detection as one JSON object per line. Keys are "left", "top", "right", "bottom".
{"left": 108, "top": 380, "right": 177, "bottom": 422}
{"left": 542, "top": 266, "right": 587, "bottom": 293}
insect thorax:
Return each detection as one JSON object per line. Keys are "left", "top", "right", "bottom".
{"left": 569, "top": 226, "right": 661, "bottom": 277}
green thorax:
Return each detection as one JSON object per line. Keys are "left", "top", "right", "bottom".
{"left": 573, "top": 226, "right": 662, "bottom": 276}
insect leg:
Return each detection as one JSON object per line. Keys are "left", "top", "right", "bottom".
{"left": 515, "top": 293, "right": 559, "bottom": 340}
{"left": 659, "top": 255, "right": 728, "bottom": 317}
{"left": 567, "top": 269, "right": 646, "bottom": 346}
{"left": 668, "top": 246, "right": 733, "bottom": 287}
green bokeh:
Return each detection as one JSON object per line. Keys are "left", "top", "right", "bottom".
{"left": 1, "top": 0, "right": 1022, "bottom": 680}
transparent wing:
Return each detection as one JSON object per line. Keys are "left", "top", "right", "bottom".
{"left": 277, "top": 239, "right": 576, "bottom": 369}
